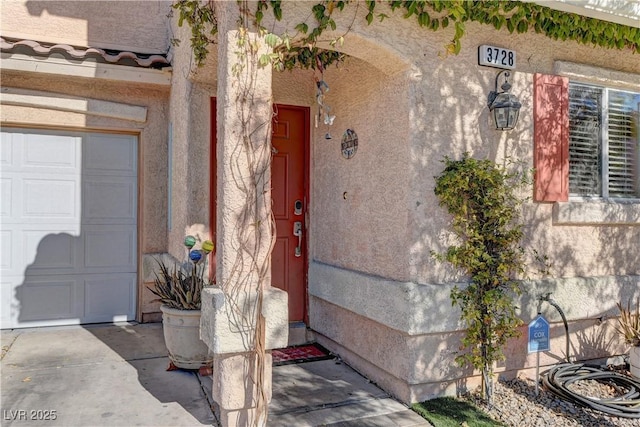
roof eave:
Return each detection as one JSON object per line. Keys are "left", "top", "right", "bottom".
{"left": 528, "top": 0, "right": 640, "bottom": 28}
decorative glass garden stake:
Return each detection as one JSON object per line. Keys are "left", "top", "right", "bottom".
{"left": 201, "top": 240, "right": 214, "bottom": 254}
{"left": 184, "top": 235, "right": 197, "bottom": 249}
{"left": 190, "top": 250, "right": 202, "bottom": 263}
{"left": 184, "top": 235, "right": 197, "bottom": 266}
{"left": 189, "top": 249, "right": 203, "bottom": 281}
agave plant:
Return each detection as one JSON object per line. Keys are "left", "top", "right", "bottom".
{"left": 149, "top": 236, "right": 214, "bottom": 310}
{"left": 616, "top": 298, "right": 640, "bottom": 347}
{"left": 149, "top": 258, "right": 208, "bottom": 310}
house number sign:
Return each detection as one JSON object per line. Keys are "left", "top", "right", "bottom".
{"left": 478, "top": 45, "right": 516, "bottom": 70}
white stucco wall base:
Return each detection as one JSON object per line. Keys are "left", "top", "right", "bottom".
{"left": 309, "top": 262, "right": 639, "bottom": 402}
{"left": 311, "top": 296, "right": 631, "bottom": 403}
{"left": 310, "top": 262, "right": 640, "bottom": 332}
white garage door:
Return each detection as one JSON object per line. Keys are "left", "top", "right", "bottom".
{"left": 1, "top": 129, "right": 137, "bottom": 329}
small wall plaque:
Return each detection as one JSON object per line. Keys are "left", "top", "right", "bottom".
{"left": 341, "top": 129, "right": 358, "bottom": 159}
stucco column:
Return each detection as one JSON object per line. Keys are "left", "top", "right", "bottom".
{"left": 200, "top": 4, "right": 288, "bottom": 427}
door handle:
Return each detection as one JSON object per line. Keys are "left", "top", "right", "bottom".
{"left": 293, "top": 221, "right": 303, "bottom": 257}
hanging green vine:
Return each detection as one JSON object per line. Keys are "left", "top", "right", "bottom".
{"left": 172, "top": 0, "right": 218, "bottom": 67}
{"left": 172, "top": 0, "right": 639, "bottom": 70}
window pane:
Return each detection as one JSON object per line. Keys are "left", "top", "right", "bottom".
{"left": 607, "top": 90, "right": 640, "bottom": 198}
{"left": 569, "top": 84, "right": 602, "bottom": 196}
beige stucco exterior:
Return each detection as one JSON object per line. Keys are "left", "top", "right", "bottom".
{"left": 1, "top": 0, "right": 171, "bottom": 53}
{"left": 1, "top": 0, "right": 639, "bottom": 408}
{"left": 302, "top": 9, "right": 640, "bottom": 401}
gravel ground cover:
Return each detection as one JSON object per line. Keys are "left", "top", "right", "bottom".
{"left": 471, "top": 375, "right": 640, "bottom": 427}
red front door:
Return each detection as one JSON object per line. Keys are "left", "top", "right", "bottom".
{"left": 210, "top": 101, "right": 309, "bottom": 322}
{"left": 271, "top": 106, "right": 309, "bottom": 322}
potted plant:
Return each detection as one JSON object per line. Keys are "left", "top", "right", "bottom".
{"left": 149, "top": 236, "right": 215, "bottom": 370}
{"left": 616, "top": 298, "right": 640, "bottom": 378}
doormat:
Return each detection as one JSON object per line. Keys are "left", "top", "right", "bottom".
{"left": 272, "top": 343, "right": 332, "bottom": 366}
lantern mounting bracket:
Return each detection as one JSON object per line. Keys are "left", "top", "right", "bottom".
{"left": 487, "top": 70, "right": 512, "bottom": 108}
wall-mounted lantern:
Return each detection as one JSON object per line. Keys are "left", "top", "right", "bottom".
{"left": 487, "top": 70, "right": 521, "bottom": 131}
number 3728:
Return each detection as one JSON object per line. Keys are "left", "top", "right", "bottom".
{"left": 479, "top": 45, "right": 516, "bottom": 70}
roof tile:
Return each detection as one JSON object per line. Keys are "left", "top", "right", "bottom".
{"left": 1, "top": 37, "right": 171, "bottom": 69}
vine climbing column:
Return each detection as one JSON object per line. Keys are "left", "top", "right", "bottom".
{"left": 199, "top": 3, "right": 288, "bottom": 427}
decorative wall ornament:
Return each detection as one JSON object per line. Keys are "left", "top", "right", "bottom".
{"left": 341, "top": 129, "right": 358, "bottom": 159}
{"left": 316, "top": 77, "right": 335, "bottom": 128}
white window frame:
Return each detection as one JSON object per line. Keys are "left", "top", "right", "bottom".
{"left": 568, "top": 82, "right": 640, "bottom": 202}
{"left": 552, "top": 61, "right": 640, "bottom": 225}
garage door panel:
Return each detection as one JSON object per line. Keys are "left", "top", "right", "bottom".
{"left": 1, "top": 226, "right": 81, "bottom": 277}
{"left": 23, "top": 178, "right": 79, "bottom": 219}
{"left": 1, "top": 131, "right": 82, "bottom": 174}
{"left": 85, "top": 273, "right": 135, "bottom": 322}
{"left": 23, "top": 133, "right": 80, "bottom": 171}
{"left": 24, "top": 229, "right": 79, "bottom": 273}
{"left": 1, "top": 178, "right": 12, "bottom": 217}
{"left": 85, "top": 134, "right": 136, "bottom": 176}
{"left": 83, "top": 178, "right": 136, "bottom": 224}
{"left": 0, "top": 132, "right": 14, "bottom": 167}
{"left": 1, "top": 278, "right": 16, "bottom": 326}
{"left": 1, "top": 230, "right": 13, "bottom": 271}
{"left": 84, "top": 226, "right": 136, "bottom": 272}
{"left": 17, "top": 276, "right": 83, "bottom": 322}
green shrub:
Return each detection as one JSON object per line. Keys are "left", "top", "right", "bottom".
{"left": 433, "top": 154, "right": 527, "bottom": 399}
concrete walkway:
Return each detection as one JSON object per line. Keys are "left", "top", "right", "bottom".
{"left": 1, "top": 323, "right": 430, "bottom": 426}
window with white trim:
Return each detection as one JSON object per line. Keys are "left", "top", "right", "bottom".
{"left": 568, "top": 83, "right": 640, "bottom": 199}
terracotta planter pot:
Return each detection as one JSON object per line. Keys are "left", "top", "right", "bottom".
{"left": 630, "top": 346, "right": 640, "bottom": 378}
{"left": 160, "top": 305, "right": 213, "bottom": 370}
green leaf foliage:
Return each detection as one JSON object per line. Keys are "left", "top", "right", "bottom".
{"left": 173, "top": 0, "right": 639, "bottom": 70}
{"left": 172, "top": 0, "right": 218, "bottom": 67}
{"left": 433, "top": 154, "right": 527, "bottom": 397}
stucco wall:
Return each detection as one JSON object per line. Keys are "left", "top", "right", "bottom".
{"left": 408, "top": 22, "right": 640, "bottom": 286}
{"left": 313, "top": 57, "right": 412, "bottom": 280}
{"left": 1, "top": 0, "right": 172, "bottom": 53}
{"left": 301, "top": 6, "right": 639, "bottom": 298}
{"left": 293, "top": 5, "right": 640, "bottom": 402}
{"left": 270, "top": 3, "right": 638, "bottom": 286}
{"left": 165, "top": 19, "right": 215, "bottom": 261}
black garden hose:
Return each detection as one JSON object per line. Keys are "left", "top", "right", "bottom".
{"left": 537, "top": 293, "right": 640, "bottom": 419}
{"left": 540, "top": 362, "right": 640, "bottom": 419}
{"left": 538, "top": 293, "right": 570, "bottom": 362}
